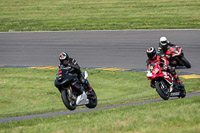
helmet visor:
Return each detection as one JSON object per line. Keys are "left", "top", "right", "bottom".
{"left": 161, "top": 41, "right": 167, "bottom": 45}
{"left": 63, "top": 60, "right": 69, "bottom": 66}
{"left": 148, "top": 53, "right": 156, "bottom": 59}
{"left": 60, "top": 59, "right": 69, "bottom": 66}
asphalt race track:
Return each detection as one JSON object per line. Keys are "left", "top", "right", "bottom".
{"left": 0, "top": 30, "right": 200, "bottom": 123}
{"left": 0, "top": 30, "right": 200, "bottom": 74}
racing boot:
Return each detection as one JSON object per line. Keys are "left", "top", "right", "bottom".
{"left": 85, "top": 80, "right": 93, "bottom": 96}
{"left": 174, "top": 74, "right": 182, "bottom": 84}
{"left": 174, "top": 74, "right": 184, "bottom": 90}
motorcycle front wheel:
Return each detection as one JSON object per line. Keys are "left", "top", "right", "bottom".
{"left": 61, "top": 89, "right": 76, "bottom": 111}
{"left": 155, "top": 81, "right": 169, "bottom": 100}
{"left": 181, "top": 56, "right": 191, "bottom": 68}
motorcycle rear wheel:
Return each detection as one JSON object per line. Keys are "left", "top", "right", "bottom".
{"left": 155, "top": 81, "right": 169, "bottom": 100}
{"left": 86, "top": 90, "right": 97, "bottom": 108}
{"left": 61, "top": 89, "right": 76, "bottom": 111}
{"left": 181, "top": 56, "right": 191, "bottom": 68}
{"left": 178, "top": 86, "right": 186, "bottom": 98}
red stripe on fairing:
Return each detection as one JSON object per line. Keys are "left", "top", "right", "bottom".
{"left": 75, "top": 85, "right": 80, "bottom": 89}
{"left": 170, "top": 47, "right": 176, "bottom": 51}
{"left": 165, "top": 77, "right": 173, "bottom": 83}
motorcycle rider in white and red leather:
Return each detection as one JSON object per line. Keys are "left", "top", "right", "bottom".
{"left": 146, "top": 47, "right": 182, "bottom": 84}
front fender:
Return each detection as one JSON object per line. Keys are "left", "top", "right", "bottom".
{"left": 151, "top": 77, "right": 164, "bottom": 87}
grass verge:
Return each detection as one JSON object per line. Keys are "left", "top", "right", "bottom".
{"left": 0, "top": 0, "right": 200, "bottom": 31}
{"left": 0, "top": 95, "right": 199, "bottom": 133}
{"left": 0, "top": 68, "right": 199, "bottom": 118}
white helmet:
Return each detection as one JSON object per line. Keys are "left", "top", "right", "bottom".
{"left": 160, "top": 37, "right": 169, "bottom": 46}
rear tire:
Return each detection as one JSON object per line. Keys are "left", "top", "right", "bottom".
{"left": 155, "top": 81, "right": 169, "bottom": 100}
{"left": 181, "top": 56, "right": 191, "bottom": 68}
{"left": 86, "top": 90, "right": 97, "bottom": 108}
{"left": 61, "top": 89, "right": 76, "bottom": 111}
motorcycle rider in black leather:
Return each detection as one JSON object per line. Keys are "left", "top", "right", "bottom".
{"left": 158, "top": 36, "right": 176, "bottom": 53}
{"left": 59, "top": 52, "right": 93, "bottom": 95}
{"left": 157, "top": 37, "right": 182, "bottom": 84}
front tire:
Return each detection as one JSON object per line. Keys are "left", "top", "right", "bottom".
{"left": 61, "top": 89, "right": 76, "bottom": 111}
{"left": 86, "top": 90, "right": 97, "bottom": 108}
{"left": 155, "top": 81, "right": 169, "bottom": 100}
{"left": 181, "top": 56, "right": 191, "bottom": 68}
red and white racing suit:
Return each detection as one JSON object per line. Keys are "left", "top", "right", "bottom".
{"left": 146, "top": 53, "right": 182, "bottom": 83}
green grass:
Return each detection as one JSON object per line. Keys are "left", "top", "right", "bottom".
{"left": 0, "top": 95, "right": 199, "bottom": 133}
{"left": 0, "top": 0, "right": 200, "bottom": 31}
{"left": 0, "top": 68, "right": 199, "bottom": 118}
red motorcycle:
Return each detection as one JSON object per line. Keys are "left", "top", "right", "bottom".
{"left": 147, "top": 63, "right": 186, "bottom": 100}
{"left": 165, "top": 46, "right": 191, "bottom": 68}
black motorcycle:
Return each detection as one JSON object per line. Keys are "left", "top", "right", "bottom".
{"left": 55, "top": 67, "right": 97, "bottom": 110}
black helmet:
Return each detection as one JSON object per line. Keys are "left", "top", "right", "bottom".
{"left": 59, "top": 52, "right": 69, "bottom": 66}
{"left": 147, "top": 47, "right": 157, "bottom": 59}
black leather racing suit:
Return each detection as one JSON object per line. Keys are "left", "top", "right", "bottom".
{"left": 158, "top": 42, "right": 176, "bottom": 53}
{"left": 59, "top": 58, "right": 84, "bottom": 95}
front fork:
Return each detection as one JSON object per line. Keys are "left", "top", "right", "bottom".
{"left": 175, "top": 56, "right": 185, "bottom": 66}
{"left": 66, "top": 87, "right": 76, "bottom": 102}
{"left": 160, "top": 80, "right": 169, "bottom": 94}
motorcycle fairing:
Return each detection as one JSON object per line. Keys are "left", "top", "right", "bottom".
{"left": 147, "top": 63, "right": 174, "bottom": 91}
{"left": 76, "top": 91, "right": 89, "bottom": 106}
{"left": 166, "top": 46, "right": 182, "bottom": 58}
